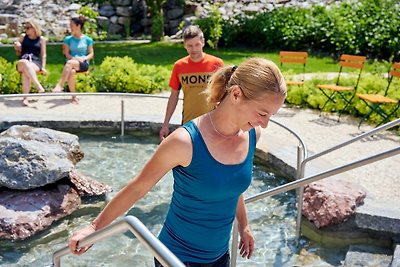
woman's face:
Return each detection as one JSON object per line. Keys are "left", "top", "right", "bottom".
{"left": 235, "top": 90, "right": 285, "bottom": 131}
{"left": 25, "top": 23, "right": 34, "bottom": 34}
{"left": 70, "top": 20, "right": 80, "bottom": 33}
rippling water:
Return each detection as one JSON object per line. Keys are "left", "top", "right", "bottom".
{"left": 0, "top": 132, "right": 345, "bottom": 267}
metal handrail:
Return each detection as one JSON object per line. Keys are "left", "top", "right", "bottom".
{"left": 52, "top": 216, "right": 185, "bottom": 267}
{"left": 230, "top": 118, "right": 400, "bottom": 267}
{"left": 230, "top": 118, "right": 308, "bottom": 267}
{"left": 269, "top": 119, "right": 308, "bottom": 242}
{"left": 245, "top": 146, "right": 399, "bottom": 204}
{"left": 299, "top": 118, "right": 400, "bottom": 170}
{"left": 0, "top": 92, "right": 174, "bottom": 99}
{"left": 2, "top": 93, "right": 399, "bottom": 266}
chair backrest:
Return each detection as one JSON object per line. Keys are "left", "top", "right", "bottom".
{"left": 279, "top": 51, "right": 308, "bottom": 82}
{"left": 336, "top": 54, "right": 366, "bottom": 89}
{"left": 384, "top": 62, "right": 400, "bottom": 96}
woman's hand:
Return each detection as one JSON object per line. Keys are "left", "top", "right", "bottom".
{"left": 238, "top": 224, "right": 255, "bottom": 259}
{"left": 40, "top": 68, "right": 47, "bottom": 76}
{"left": 68, "top": 224, "right": 96, "bottom": 255}
{"left": 14, "top": 41, "right": 21, "bottom": 55}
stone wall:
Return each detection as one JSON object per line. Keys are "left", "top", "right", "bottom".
{"left": 0, "top": 0, "right": 339, "bottom": 40}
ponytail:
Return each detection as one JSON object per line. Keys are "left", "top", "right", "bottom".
{"left": 71, "top": 16, "right": 86, "bottom": 30}
{"left": 206, "top": 65, "right": 237, "bottom": 105}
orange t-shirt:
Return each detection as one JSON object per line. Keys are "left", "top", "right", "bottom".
{"left": 169, "top": 53, "right": 224, "bottom": 124}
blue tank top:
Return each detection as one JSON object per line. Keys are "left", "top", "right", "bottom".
{"left": 159, "top": 120, "right": 256, "bottom": 263}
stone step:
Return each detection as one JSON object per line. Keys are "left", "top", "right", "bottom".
{"left": 343, "top": 244, "right": 393, "bottom": 267}
{"left": 392, "top": 244, "right": 400, "bottom": 267}
{"left": 355, "top": 198, "right": 400, "bottom": 237}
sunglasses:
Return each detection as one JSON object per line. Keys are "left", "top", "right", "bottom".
{"left": 25, "top": 26, "right": 32, "bottom": 30}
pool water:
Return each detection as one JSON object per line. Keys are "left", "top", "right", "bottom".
{"left": 0, "top": 132, "right": 346, "bottom": 267}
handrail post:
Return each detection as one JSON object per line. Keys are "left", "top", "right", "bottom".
{"left": 52, "top": 216, "right": 185, "bottom": 267}
{"left": 121, "top": 99, "right": 125, "bottom": 136}
{"left": 295, "top": 144, "right": 305, "bottom": 244}
{"left": 230, "top": 219, "right": 239, "bottom": 267}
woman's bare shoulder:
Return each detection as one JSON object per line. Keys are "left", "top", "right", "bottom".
{"left": 158, "top": 127, "right": 192, "bottom": 167}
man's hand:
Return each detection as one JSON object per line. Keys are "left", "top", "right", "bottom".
{"left": 159, "top": 124, "right": 170, "bottom": 142}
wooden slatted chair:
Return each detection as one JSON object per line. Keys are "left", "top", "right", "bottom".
{"left": 356, "top": 62, "right": 400, "bottom": 128}
{"left": 279, "top": 51, "right": 308, "bottom": 86}
{"left": 317, "top": 54, "right": 366, "bottom": 120}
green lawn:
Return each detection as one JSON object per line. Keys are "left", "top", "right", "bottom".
{"left": 0, "top": 41, "right": 390, "bottom": 87}
{"left": 1, "top": 41, "right": 398, "bottom": 129}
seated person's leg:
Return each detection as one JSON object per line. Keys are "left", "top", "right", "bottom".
{"left": 53, "top": 59, "right": 80, "bottom": 92}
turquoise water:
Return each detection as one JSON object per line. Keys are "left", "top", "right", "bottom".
{"left": 0, "top": 132, "right": 345, "bottom": 266}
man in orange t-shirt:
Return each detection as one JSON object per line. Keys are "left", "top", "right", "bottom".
{"left": 159, "top": 25, "right": 224, "bottom": 141}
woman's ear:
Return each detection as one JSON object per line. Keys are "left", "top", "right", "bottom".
{"left": 230, "top": 85, "right": 242, "bottom": 101}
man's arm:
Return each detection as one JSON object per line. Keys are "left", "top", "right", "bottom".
{"left": 159, "top": 89, "right": 180, "bottom": 141}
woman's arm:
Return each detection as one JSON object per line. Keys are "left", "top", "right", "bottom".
{"left": 40, "top": 36, "right": 47, "bottom": 70}
{"left": 63, "top": 43, "right": 72, "bottom": 60}
{"left": 236, "top": 194, "right": 255, "bottom": 259}
{"left": 69, "top": 127, "right": 192, "bottom": 254}
{"left": 85, "top": 45, "right": 94, "bottom": 62}
{"left": 14, "top": 35, "right": 24, "bottom": 57}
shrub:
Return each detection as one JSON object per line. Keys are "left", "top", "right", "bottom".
{"left": 218, "top": 0, "right": 400, "bottom": 60}
{"left": 195, "top": 3, "right": 223, "bottom": 49}
{"left": 78, "top": 5, "right": 107, "bottom": 41}
{"left": 0, "top": 57, "right": 21, "bottom": 94}
{"left": 94, "top": 56, "right": 168, "bottom": 94}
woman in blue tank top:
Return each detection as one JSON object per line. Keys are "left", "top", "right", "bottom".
{"left": 52, "top": 16, "right": 94, "bottom": 104}
{"left": 14, "top": 20, "right": 47, "bottom": 106}
{"left": 69, "top": 58, "right": 287, "bottom": 266}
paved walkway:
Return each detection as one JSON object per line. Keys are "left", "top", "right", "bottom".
{"left": 0, "top": 92, "right": 399, "bottom": 205}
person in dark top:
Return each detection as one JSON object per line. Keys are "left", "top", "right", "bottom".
{"left": 68, "top": 58, "right": 287, "bottom": 266}
{"left": 14, "top": 20, "right": 46, "bottom": 106}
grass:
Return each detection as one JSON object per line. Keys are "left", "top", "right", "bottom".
{"left": 0, "top": 41, "right": 391, "bottom": 87}
{"left": 0, "top": 41, "right": 398, "bottom": 130}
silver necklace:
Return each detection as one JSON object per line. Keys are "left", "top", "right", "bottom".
{"left": 207, "top": 112, "right": 240, "bottom": 138}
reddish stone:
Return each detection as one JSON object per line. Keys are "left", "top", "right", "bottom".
{"left": 302, "top": 179, "right": 367, "bottom": 228}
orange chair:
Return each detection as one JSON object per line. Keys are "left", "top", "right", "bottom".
{"left": 279, "top": 51, "right": 308, "bottom": 86}
{"left": 356, "top": 62, "right": 400, "bottom": 127}
{"left": 317, "top": 54, "right": 366, "bottom": 120}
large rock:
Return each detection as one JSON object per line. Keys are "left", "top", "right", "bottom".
{"left": 0, "top": 182, "right": 81, "bottom": 240}
{"left": 70, "top": 170, "right": 112, "bottom": 196}
{"left": 0, "top": 126, "right": 112, "bottom": 241}
{"left": 0, "top": 125, "right": 84, "bottom": 164}
{"left": 302, "top": 179, "right": 367, "bottom": 228}
{"left": 0, "top": 125, "right": 84, "bottom": 190}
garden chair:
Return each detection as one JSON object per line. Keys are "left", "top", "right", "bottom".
{"left": 317, "top": 54, "right": 366, "bottom": 120}
{"left": 356, "top": 62, "right": 400, "bottom": 128}
{"left": 279, "top": 51, "right": 308, "bottom": 86}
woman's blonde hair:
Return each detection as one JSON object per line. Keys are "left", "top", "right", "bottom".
{"left": 25, "top": 20, "right": 42, "bottom": 36}
{"left": 207, "top": 57, "right": 287, "bottom": 105}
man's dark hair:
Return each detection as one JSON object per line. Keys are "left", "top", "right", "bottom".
{"left": 183, "top": 25, "right": 204, "bottom": 42}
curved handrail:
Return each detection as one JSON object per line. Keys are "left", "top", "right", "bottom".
{"left": 270, "top": 118, "right": 308, "bottom": 161}
{"left": 52, "top": 216, "right": 185, "bottom": 267}
{"left": 0, "top": 92, "right": 176, "bottom": 99}
{"left": 299, "top": 118, "right": 400, "bottom": 171}
{"left": 231, "top": 118, "right": 308, "bottom": 267}
{"left": 230, "top": 118, "right": 400, "bottom": 267}
{"left": 245, "top": 146, "right": 399, "bottom": 204}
